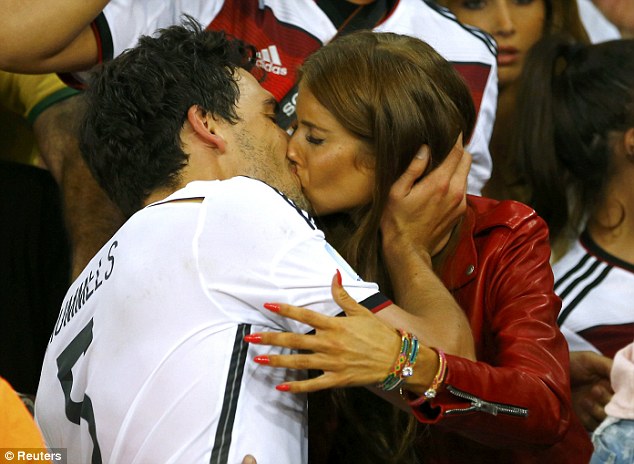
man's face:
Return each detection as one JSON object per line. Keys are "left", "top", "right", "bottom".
{"left": 227, "top": 69, "right": 311, "bottom": 211}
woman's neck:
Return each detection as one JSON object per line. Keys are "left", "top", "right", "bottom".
{"left": 587, "top": 176, "right": 634, "bottom": 265}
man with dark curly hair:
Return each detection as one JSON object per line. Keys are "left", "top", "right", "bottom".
{"left": 34, "top": 20, "right": 452, "bottom": 464}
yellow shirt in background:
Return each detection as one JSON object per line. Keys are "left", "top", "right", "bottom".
{"left": 0, "top": 71, "right": 79, "bottom": 166}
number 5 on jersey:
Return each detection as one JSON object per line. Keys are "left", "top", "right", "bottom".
{"left": 56, "top": 318, "right": 102, "bottom": 464}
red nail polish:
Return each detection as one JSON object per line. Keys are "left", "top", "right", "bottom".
{"left": 276, "top": 384, "right": 291, "bottom": 392}
{"left": 244, "top": 334, "right": 262, "bottom": 343}
{"left": 336, "top": 269, "right": 342, "bottom": 286}
{"left": 264, "top": 303, "right": 281, "bottom": 313}
{"left": 254, "top": 355, "right": 270, "bottom": 365}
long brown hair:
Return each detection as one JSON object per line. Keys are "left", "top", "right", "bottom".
{"left": 299, "top": 31, "right": 475, "bottom": 295}
{"left": 299, "top": 31, "right": 476, "bottom": 463}
{"left": 547, "top": 0, "right": 589, "bottom": 42}
{"left": 517, "top": 36, "right": 634, "bottom": 254}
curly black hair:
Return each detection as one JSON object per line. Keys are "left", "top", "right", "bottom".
{"left": 80, "top": 17, "right": 255, "bottom": 217}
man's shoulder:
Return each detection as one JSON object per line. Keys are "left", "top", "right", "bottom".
{"left": 165, "top": 177, "right": 281, "bottom": 202}
{"left": 190, "top": 177, "right": 318, "bottom": 230}
{"left": 204, "top": 176, "right": 299, "bottom": 205}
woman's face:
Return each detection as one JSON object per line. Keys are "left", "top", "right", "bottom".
{"left": 287, "top": 84, "right": 375, "bottom": 216}
{"left": 442, "top": 0, "right": 546, "bottom": 88}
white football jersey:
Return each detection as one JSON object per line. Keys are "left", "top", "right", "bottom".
{"left": 553, "top": 230, "right": 634, "bottom": 358}
{"left": 35, "top": 177, "right": 387, "bottom": 464}
{"left": 80, "top": 0, "right": 498, "bottom": 195}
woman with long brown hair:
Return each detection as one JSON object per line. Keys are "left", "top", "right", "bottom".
{"left": 435, "top": 0, "right": 589, "bottom": 202}
{"left": 246, "top": 30, "right": 591, "bottom": 463}
{"left": 518, "top": 34, "right": 634, "bottom": 433}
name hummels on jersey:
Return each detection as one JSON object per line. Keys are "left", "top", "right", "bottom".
{"left": 49, "top": 241, "right": 118, "bottom": 343}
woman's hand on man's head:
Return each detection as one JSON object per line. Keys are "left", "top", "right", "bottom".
{"left": 380, "top": 135, "right": 471, "bottom": 261}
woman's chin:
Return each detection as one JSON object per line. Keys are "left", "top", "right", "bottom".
{"left": 304, "top": 191, "right": 352, "bottom": 217}
{"left": 309, "top": 201, "right": 333, "bottom": 217}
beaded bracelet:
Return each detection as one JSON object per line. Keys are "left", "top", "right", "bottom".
{"left": 377, "top": 329, "right": 410, "bottom": 391}
{"left": 401, "top": 335, "right": 419, "bottom": 379}
{"left": 377, "top": 329, "right": 419, "bottom": 391}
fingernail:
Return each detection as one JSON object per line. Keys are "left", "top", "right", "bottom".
{"left": 276, "top": 384, "right": 291, "bottom": 392}
{"left": 244, "top": 334, "right": 262, "bottom": 343}
{"left": 336, "top": 269, "right": 342, "bottom": 286}
{"left": 254, "top": 355, "right": 270, "bottom": 364}
{"left": 415, "top": 146, "right": 430, "bottom": 160}
{"left": 264, "top": 303, "right": 280, "bottom": 313}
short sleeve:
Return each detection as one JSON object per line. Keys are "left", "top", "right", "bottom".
{"left": 193, "top": 178, "right": 384, "bottom": 333}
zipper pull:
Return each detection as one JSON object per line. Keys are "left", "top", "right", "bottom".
{"left": 472, "top": 398, "right": 499, "bottom": 415}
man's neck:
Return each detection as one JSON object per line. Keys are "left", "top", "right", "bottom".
{"left": 143, "top": 187, "right": 181, "bottom": 207}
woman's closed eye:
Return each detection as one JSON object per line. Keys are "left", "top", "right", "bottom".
{"left": 306, "top": 134, "right": 324, "bottom": 145}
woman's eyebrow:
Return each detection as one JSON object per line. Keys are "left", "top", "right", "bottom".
{"left": 299, "top": 119, "right": 330, "bottom": 133}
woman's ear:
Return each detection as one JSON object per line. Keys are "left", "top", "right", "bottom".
{"left": 187, "top": 105, "right": 226, "bottom": 153}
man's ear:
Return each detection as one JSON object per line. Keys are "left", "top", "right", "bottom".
{"left": 187, "top": 105, "right": 226, "bottom": 153}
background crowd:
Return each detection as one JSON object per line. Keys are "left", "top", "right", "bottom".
{"left": 1, "top": 0, "right": 633, "bottom": 463}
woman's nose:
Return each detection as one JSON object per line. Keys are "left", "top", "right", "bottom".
{"left": 492, "top": 4, "right": 516, "bottom": 37}
{"left": 286, "top": 132, "right": 300, "bottom": 163}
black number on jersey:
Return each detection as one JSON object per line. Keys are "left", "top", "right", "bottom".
{"left": 56, "top": 318, "right": 102, "bottom": 464}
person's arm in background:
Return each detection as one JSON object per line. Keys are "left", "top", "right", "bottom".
{"left": 0, "top": 0, "right": 105, "bottom": 73}
{"left": 592, "top": 0, "right": 634, "bottom": 37}
{"left": 1, "top": 70, "right": 125, "bottom": 277}
{"left": 569, "top": 350, "right": 614, "bottom": 431}
{"left": 33, "top": 94, "right": 126, "bottom": 277}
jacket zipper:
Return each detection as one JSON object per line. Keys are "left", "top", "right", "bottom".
{"left": 444, "top": 385, "right": 529, "bottom": 417}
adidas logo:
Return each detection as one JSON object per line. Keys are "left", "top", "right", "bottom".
{"left": 256, "top": 45, "right": 288, "bottom": 76}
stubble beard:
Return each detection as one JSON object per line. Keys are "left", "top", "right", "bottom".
{"left": 284, "top": 184, "right": 312, "bottom": 214}
{"left": 236, "top": 129, "right": 313, "bottom": 213}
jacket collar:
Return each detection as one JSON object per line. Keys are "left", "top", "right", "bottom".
{"left": 440, "top": 202, "right": 478, "bottom": 291}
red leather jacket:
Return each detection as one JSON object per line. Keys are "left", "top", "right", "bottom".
{"left": 410, "top": 196, "right": 592, "bottom": 463}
